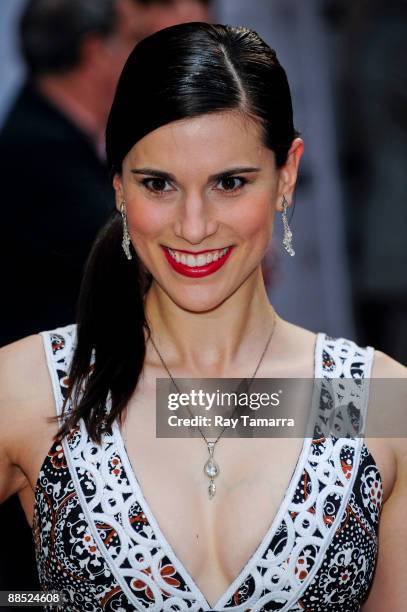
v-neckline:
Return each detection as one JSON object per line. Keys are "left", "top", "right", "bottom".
{"left": 112, "top": 332, "right": 324, "bottom": 610}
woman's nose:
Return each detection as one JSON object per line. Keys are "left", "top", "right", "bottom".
{"left": 173, "top": 192, "right": 218, "bottom": 244}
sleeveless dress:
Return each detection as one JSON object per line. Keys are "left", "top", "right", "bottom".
{"left": 33, "top": 324, "right": 383, "bottom": 611}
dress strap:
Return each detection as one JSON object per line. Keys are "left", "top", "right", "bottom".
{"left": 39, "top": 324, "right": 77, "bottom": 420}
{"left": 314, "top": 334, "right": 375, "bottom": 439}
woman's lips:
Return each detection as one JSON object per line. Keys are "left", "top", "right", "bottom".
{"left": 161, "top": 246, "right": 234, "bottom": 277}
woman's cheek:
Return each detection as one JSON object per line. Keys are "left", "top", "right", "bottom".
{"left": 127, "top": 202, "right": 170, "bottom": 239}
{"left": 238, "top": 198, "right": 273, "bottom": 240}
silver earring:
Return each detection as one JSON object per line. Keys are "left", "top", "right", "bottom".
{"left": 120, "top": 200, "right": 132, "bottom": 260}
{"left": 282, "top": 196, "right": 295, "bottom": 256}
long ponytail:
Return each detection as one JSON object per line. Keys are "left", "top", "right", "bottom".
{"left": 52, "top": 212, "right": 152, "bottom": 444}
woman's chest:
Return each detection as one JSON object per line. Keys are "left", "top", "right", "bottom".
{"left": 32, "top": 430, "right": 384, "bottom": 611}
{"left": 120, "top": 427, "right": 307, "bottom": 580}
{"left": 31, "top": 405, "right": 387, "bottom": 611}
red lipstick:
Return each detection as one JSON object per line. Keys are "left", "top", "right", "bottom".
{"left": 161, "top": 246, "right": 233, "bottom": 278}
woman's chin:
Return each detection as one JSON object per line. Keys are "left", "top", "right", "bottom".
{"left": 164, "top": 284, "right": 233, "bottom": 314}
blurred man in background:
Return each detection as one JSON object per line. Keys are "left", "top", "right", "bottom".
{"left": 0, "top": 0, "right": 140, "bottom": 348}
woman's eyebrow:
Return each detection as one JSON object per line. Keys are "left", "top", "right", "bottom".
{"left": 131, "top": 168, "right": 175, "bottom": 181}
{"left": 208, "top": 166, "right": 261, "bottom": 181}
{"left": 130, "top": 166, "right": 261, "bottom": 182}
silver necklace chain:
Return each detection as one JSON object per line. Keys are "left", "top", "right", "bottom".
{"left": 149, "top": 312, "right": 277, "bottom": 499}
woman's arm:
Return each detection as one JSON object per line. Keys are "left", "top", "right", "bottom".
{"left": 0, "top": 336, "right": 44, "bottom": 504}
{"left": 362, "top": 351, "right": 407, "bottom": 611}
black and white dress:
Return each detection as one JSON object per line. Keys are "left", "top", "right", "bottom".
{"left": 33, "top": 325, "right": 383, "bottom": 611}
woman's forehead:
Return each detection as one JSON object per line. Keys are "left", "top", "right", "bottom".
{"left": 124, "top": 111, "right": 270, "bottom": 169}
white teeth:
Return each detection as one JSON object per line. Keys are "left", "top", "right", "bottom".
{"left": 167, "top": 247, "right": 230, "bottom": 267}
{"left": 186, "top": 254, "right": 196, "bottom": 266}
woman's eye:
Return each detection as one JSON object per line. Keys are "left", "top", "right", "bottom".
{"left": 142, "top": 178, "right": 173, "bottom": 193}
{"left": 216, "top": 176, "right": 248, "bottom": 192}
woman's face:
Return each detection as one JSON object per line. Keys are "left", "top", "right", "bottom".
{"left": 114, "top": 111, "right": 303, "bottom": 312}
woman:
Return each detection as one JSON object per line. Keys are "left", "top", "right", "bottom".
{"left": 0, "top": 22, "right": 405, "bottom": 612}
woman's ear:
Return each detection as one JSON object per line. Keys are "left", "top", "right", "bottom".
{"left": 277, "top": 138, "right": 304, "bottom": 210}
{"left": 113, "top": 173, "right": 124, "bottom": 212}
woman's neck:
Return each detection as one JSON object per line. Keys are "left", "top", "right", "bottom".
{"left": 143, "top": 268, "right": 278, "bottom": 377}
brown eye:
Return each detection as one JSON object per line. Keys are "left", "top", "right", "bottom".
{"left": 142, "top": 178, "right": 172, "bottom": 193}
{"left": 217, "top": 176, "right": 247, "bottom": 192}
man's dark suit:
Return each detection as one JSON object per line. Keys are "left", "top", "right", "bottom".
{"left": 0, "top": 80, "right": 114, "bottom": 346}
{"left": 0, "top": 80, "right": 114, "bottom": 597}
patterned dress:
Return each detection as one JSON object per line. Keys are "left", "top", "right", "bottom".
{"left": 33, "top": 325, "right": 383, "bottom": 611}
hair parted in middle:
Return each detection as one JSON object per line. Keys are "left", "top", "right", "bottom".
{"left": 106, "top": 22, "right": 299, "bottom": 176}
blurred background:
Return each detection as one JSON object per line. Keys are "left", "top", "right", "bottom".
{"left": 0, "top": 0, "right": 406, "bottom": 600}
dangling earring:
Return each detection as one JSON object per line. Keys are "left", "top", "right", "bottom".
{"left": 282, "top": 195, "right": 295, "bottom": 256}
{"left": 120, "top": 200, "right": 132, "bottom": 260}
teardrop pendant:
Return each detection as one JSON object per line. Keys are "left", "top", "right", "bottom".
{"left": 204, "top": 441, "right": 219, "bottom": 499}
{"left": 204, "top": 457, "right": 220, "bottom": 479}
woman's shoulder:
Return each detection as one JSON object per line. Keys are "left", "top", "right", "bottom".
{"left": 371, "top": 348, "right": 406, "bottom": 378}
{"left": 370, "top": 347, "right": 406, "bottom": 469}
{"left": 0, "top": 333, "right": 48, "bottom": 399}
{"left": 284, "top": 318, "right": 405, "bottom": 374}
{"left": 279, "top": 319, "right": 375, "bottom": 377}
{"left": 0, "top": 325, "right": 77, "bottom": 463}
{"left": 0, "top": 323, "right": 78, "bottom": 398}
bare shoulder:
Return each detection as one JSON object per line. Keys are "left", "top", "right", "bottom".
{"left": 371, "top": 348, "right": 407, "bottom": 378}
{"left": 0, "top": 333, "right": 52, "bottom": 408}
{"left": 371, "top": 348, "right": 406, "bottom": 455}
{"left": 0, "top": 334, "right": 54, "bottom": 499}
